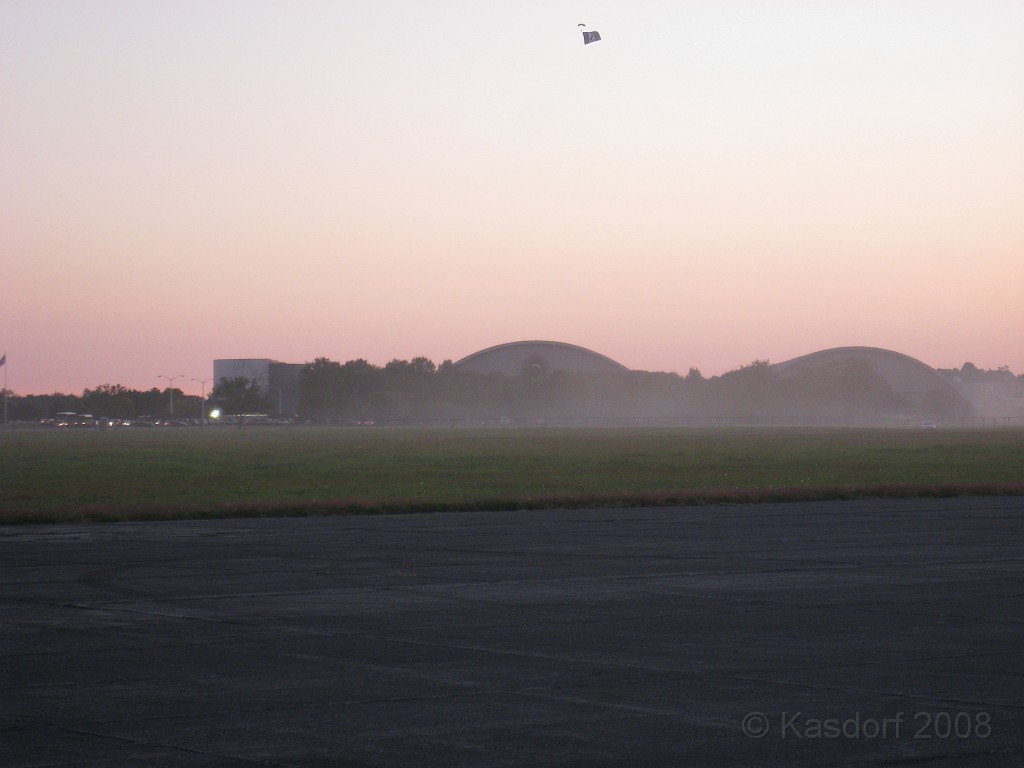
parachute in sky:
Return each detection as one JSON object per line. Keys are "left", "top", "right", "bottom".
{"left": 578, "top": 23, "right": 601, "bottom": 45}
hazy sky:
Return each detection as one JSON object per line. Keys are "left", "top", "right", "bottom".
{"left": 3, "top": 1, "right": 1022, "bottom": 395}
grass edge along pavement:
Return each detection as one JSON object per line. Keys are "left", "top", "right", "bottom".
{"left": 5, "top": 484, "right": 1024, "bottom": 525}
{"left": 2, "top": 426, "right": 1023, "bottom": 524}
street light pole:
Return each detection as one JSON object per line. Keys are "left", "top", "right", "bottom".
{"left": 157, "top": 374, "right": 184, "bottom": 419}
{"left": 192, "top": 378, "right": 211, "bottom": 425}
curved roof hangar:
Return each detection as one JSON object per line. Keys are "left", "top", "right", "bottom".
{"left": 454, "top": 340, "right": 629, "bottom": 377}
{"left": 773, "top": 346, "right": 957, "bottom": 400}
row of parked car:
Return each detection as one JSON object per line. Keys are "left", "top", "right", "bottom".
{"left": 40, "top": 413, "right": 211, "bottom": 428}
{"left": 37, "top": 413, "right": 300, "bottom": 428}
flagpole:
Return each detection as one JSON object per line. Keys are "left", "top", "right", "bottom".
{"left": 3, "top": 353, "right": 7, "bottom": 426}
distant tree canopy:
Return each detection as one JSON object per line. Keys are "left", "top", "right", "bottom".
{"left": 80, "top": 384, "right": 148, "bottom": 418}
{"left": 209, "top": 376, "right": 271, "bottom": 415}
{"left": 288, "top": 355, "right": 974, "bottom": 425}
{"left": 4, "top": 386, "right": 200, "bottom": 421}
{"left": 298, "top": 356, "right": 474, "bottom": 423}
{"left": 4, "top": 359, "right": 1018, "bottom": 425}
{"left": 956, "top": 362, "right": 1018, "bottom": 383}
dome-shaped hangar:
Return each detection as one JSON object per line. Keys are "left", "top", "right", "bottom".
{"left": 454, "top": 341, "right": 629, "bottom": 377}
{"left": 773, "top": 347, "right": 959, "bottom": 405}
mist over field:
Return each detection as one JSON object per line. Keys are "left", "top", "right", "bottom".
{"left": 5, "top": 354, "right": 1021, "bottom": 429}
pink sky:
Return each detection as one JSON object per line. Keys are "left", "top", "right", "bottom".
{"left": 2, "top": 1, "right": 1022, "bottom": 396}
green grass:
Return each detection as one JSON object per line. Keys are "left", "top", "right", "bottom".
{"left": 2, "top": 426, "right": 1022, "bottom": 523}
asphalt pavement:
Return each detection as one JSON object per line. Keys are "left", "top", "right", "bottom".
{"left": 2, "top": 497, "right": 1022, "bottom": 766}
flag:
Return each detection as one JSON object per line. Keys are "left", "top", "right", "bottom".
{"left": 583, "top": 30, "right": 601, "bottom": 44}
{"left": 0, "top": 354, "right": 6, "bottom": 367}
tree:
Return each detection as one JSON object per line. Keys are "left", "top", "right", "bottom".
{"left": 81, "top": 384, "right": 136, "bottom": 418}
{"left": 298, "top": 358, "right": 347, "bottom": 422}
{"left": 338, "top": 359, "right": 385, "bottom": 421}
{"left": 210, "top": 376, "right": 270, "bottom": 415}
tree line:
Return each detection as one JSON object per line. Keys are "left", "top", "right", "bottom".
{"left": 4, "top": 358, "right": 1016, "bottom": 425}
{"left": 6, "top": 384, "right": 205, "bottom": 422}
{"left": 258, "top": 356, "right": 976, "bottom": 425}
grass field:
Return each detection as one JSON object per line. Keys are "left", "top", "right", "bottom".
{"left": 2, "top": 426, "right": 1022, "bottom": 523}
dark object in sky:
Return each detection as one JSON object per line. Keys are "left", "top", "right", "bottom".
{"left": 578, "top": 23, "right": 601, "bottom": 44}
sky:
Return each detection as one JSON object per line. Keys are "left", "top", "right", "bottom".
{"left": 2, "top": 1, "right": 1022, "bottom": 396}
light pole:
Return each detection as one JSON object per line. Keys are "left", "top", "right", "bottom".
{"left": 192, "top": 378, "right": 211, "bottom": 425}
{"left": 157, "top": 374, "right": 184, "bottom": 419}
